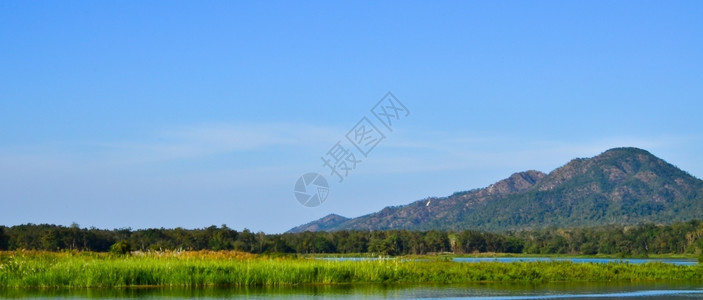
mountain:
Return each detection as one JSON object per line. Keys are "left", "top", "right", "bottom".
{"left": 288, "top": 214, "right": 349, "bottom": 233}
{"left": 289, "top": 148, "right": 703, "bottom": 232}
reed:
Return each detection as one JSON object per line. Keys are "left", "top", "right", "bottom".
{"left": 0, "top": 251, "right": 700, "bottom": 288}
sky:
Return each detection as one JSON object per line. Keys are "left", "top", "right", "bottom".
{"left": 1, "top": 1, "right": 702, "bottom": 233}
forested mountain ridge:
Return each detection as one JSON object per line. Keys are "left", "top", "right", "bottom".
{"left": 290, "top": 147, "right": 703, "bottom": 232}
{"left": 288, "top": 214, "right": 349, "bottom": 233}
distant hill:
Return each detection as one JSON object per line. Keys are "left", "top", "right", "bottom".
{"left": 289, "top": 148, "right": 703, "bottom": 232}
{"left": 288, "top": 214, "right": 349, "bottom": 233}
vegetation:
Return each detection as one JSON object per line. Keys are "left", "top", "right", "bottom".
{"left": 0, "top": 251, "right": 701, "bottom": 288}
{"left": 2, "top": 220, "right": 703, "bottom": 257}
{"left": 4, "top": 148, "right": 702, "bottom": 288}
{"left": 109, "top": 241, "right": 131, "bottom": 256}
{"left": 294, "top": 148, "right": 703, "bottom": 232}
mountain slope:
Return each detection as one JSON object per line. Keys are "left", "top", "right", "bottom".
{"left": 287, "top": 214, "right": 349, "bottom": 233}
{"left": 474, "top": 147, "right": 703, "bottom": 230}
{"left": 289, "top": 148, "right": 703, "bottom": 232}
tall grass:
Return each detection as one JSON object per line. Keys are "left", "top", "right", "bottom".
{"left": 0, "top": 251, "right": 701, "bottom": 288}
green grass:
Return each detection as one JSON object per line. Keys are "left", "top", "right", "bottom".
{"left": 0, "top": 251, "right": 701, "bottom": 288}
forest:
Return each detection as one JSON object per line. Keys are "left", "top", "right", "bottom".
{"left": 2, "top": 220, "right": 703, "bottom": 257}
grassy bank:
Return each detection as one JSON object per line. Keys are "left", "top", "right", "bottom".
{"left": 308, "top": 252, "right": 700, "bottom": 259}
{"left": 422, "top": 253, "right": 700, "bottom": 259}
{"left": 0, "top": 251, "right": 701, "bottom": 288}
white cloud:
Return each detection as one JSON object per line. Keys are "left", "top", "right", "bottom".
{"left": 3, "top": 123, "right": 700, "bottom": 180}
{"left": 2, "top": 122, "right": 702, "bottom": 232}
{"left": 0, "top": 122, "right": 343, "bottom": 167}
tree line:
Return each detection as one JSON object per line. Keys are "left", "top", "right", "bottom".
{"left": 1, "top": 221, "right": 703, "bottom": 256}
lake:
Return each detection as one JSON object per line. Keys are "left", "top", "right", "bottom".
{"left": 2, "top": 282, "right": 703, "bottom": 299}
{"left": 2, "top": 257, "right": 700, "bottom": 299}
{"left": 452, "top": 257, "right": 699, "bottom": 265}
{"left": 319, "top": 256, "right": 699, "bottom": 266}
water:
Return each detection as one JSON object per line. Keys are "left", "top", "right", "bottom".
{"left": 2, "top": 282, "right": 703, "bottom": 299}
{"left": 452, "top": 257, "right": 698, "bottom": 266}
{"left": 319, "top": 256, "right": 698, "bottom": 265}
{"left": 2, "top": 258, "right": 699, "bottom": 299}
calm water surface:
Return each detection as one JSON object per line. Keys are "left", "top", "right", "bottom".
{"left": 319, "top": 256, "right": 698, "bottom": 265}
{"left": 452, "top": 257, "right": 698, "bottom": 265}
{"left": 2, "top": 282, "right": 702, "bottom": 299}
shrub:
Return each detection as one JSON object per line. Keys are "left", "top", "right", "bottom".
{"left": 110, "top": 241, "right": 132, "bottom": 256}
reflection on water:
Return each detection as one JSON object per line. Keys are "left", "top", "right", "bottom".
{"left": 1, "top": 282, "right": 702, "bottom": 299}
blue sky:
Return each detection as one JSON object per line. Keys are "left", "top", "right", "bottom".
{"left": 1, "top": 1, "right": 702, "bottom": 233}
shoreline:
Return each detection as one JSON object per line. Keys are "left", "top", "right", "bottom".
{"left": 1, "top": 251, "right": 701, "bottom": 288}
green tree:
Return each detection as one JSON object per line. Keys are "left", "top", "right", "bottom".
{"left": 0, "top": 226, "right": 8, "bottom": 250}
{"left": 580, "top": 242, "right": 598, "bottom": 255}
{"left": 424, "top": 230, "right": 449, "bottom": 253}
{"left": 170, "top": 227, "right": 194, "bottom": 250}
{"left": 313, "top": 234, "right": 335, "bottom": 253}
{"left": 208, "top": 225, "right": 236, "bottom": 251}
{"left": 130, "top": 228, "right": 166, "bottom": 251}
{"left": 543, "top": 235, "right": 568, "bottom": 254}
{"left": 503, "top": 237, "right": 524, "bottom": 253}
{"left": 382, "top": 233, "right": 401, "bottom": 256}
{"left": 458, "top": 230, "right": 486, "bottom": 253}
{"left": 41, "top": 229, "right": 61, "bottom": 251}
{"left": 368, "top": 232, "right": 389, "bottom": 255}
{"left": 267, "top": 235, "right": 293, "bottom": 253}
{"left": 236, "top": 229, "right": 256, "bottom": 252}
{"left": 404, "top": 231, "right": 425, "bottom": 255}
{"left": 110, "top": 240, "right": 132, "bottom": 255}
